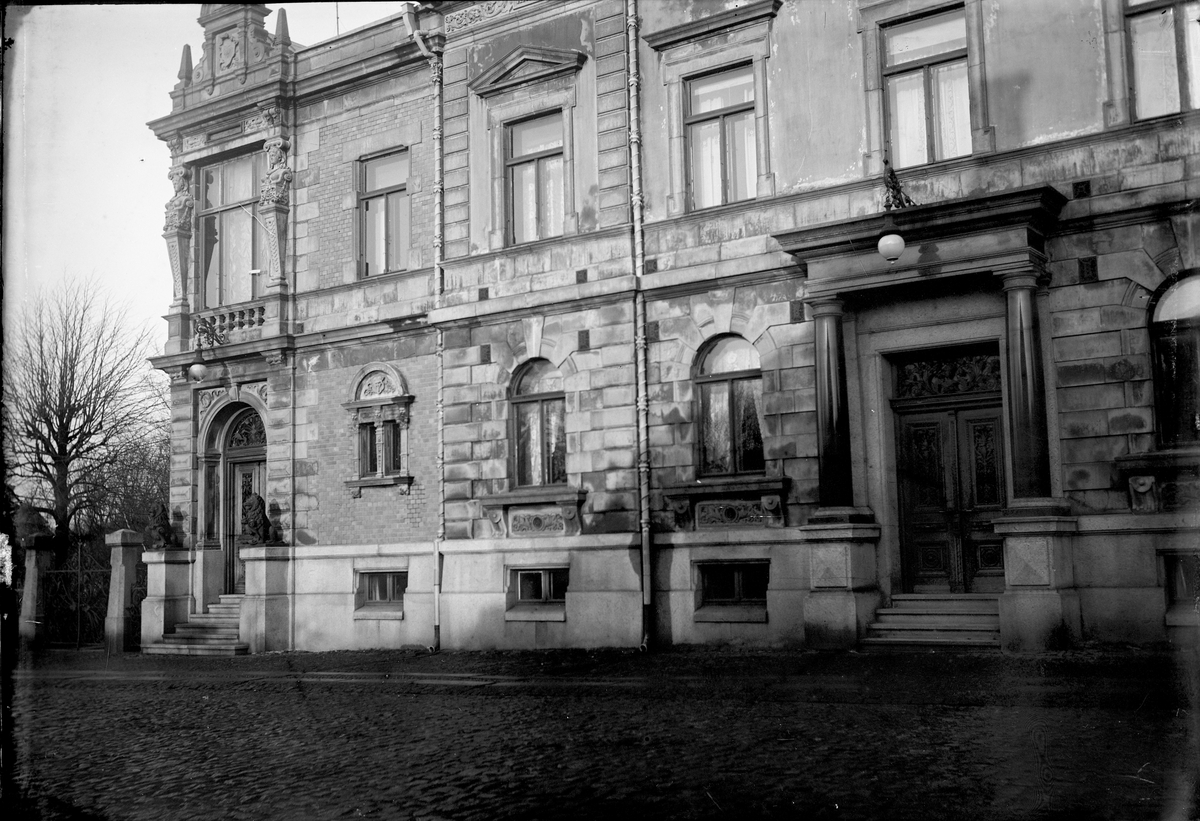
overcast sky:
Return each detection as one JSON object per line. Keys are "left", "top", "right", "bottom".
{"left": 3, "top": 3, "right": 400, "bottom": 352}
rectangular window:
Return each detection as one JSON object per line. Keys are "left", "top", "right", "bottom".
{"left": 507, "top": 113, "right": 564, "bottom": 244}
{"left": 1127, "top": 0, "right": 1200, "bottom": 119}
{"left": 517, "top": 568, "right": 569, "bottom": 603}
{"left": 701, "top": 563, "right": 769, "bottom": 605}
{"left": 200, "top": 153, "right": 266, "bottom": 308}
{"left": 360, "top": 571, "right": 407, "bottom": 608}
{"left": 686, "top": 65, "right": 756, "bottom": 209}
{"left": 515, "top": 397, "right": 566, "bottom": 486}
{"left": 360, "top": 152, "right": 411, "bottom": 276}
{"left": 359, "top": 421, "right": 406, "bottom": 478}
{"left": 883, "top": 8, "right": 971, "bottom": 169}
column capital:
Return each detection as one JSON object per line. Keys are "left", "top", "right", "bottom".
{"left": 809, "top": 298, "right": 845, "bottom": 318}
{"left": 998, "top": 269, "right": 1040, "bottom": 291}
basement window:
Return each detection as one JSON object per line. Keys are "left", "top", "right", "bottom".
{"left": 694, "top": 561, "right": 769, "bottom": 623}
{"left": 505, "top": 566, "right": 569, "bottom": 622}
{"left": 354, "top": 571, "right": 407, "bottom": 620}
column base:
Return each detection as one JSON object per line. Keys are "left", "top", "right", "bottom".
{"left": 999, "top": 588, "right": 1081, "bottom": 652}
{"left": 798, "top": 520, "right": 881, "bottom": 649}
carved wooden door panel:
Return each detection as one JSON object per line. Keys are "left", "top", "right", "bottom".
{"left": 896, "top": 405, "right": 1006, "bottom": 593}
{"left": 226, "top": 461, "right": 265, "bottom": 594}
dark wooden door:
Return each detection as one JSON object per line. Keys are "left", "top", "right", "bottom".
{"left": 896, "top": 404, "right": 1006, "bottom": 593}
{"left": 226, "top": 460, "right": 265, "bottom": 594}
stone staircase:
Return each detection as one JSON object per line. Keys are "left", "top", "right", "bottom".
{"left": 861, "top": 594, "right": 1001, "bottom": 650}
{"left": 143, "top": 595, "right": 249, "bottom": 656}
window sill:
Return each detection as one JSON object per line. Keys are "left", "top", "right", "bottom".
{"left": 346, "top": 475, "right": 414, "bottom": 497}
{"left": 694, "top": 605, "right": 767, "bottom": 624}
{"left": 505, "top": 604, "right": 567, "bottom": 622}
{"left": 663, "top": 476, "right": 789, "bottom": 531}
{"left": 354, "top": 609, "right": 404, "bottom": 621}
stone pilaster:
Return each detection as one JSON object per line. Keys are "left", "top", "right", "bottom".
{"left": 798, "top": 522, "right": 881, "bottom": 648}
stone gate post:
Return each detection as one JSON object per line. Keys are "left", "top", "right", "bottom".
{"left": 105, "top": 530, "right": 144, "bottom": 653}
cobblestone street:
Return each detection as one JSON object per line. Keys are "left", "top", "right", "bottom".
{"left": 7, "top": 647, "right": 1198, "bottom": 820}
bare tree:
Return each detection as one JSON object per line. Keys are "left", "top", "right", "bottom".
{"left": 4, "top": 279, "right": 166, "bottom": 548}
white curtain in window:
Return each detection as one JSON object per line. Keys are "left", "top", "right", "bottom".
{"left": 728, "top": 111, "right": 757, "bottom": 203}
{"left": 887, "top": 72, "right": 927, "bottom": 169}
{"left": 1187, "top": 3, "right": 1200, "bottom": 109}
{"left": 1130, "top": 9, "right": 1181, "bottom": 118}
{"left": 540, "top": 156, "right": 564, "bottom": 239}
{"left": 512, "top": 162, "right": 538, "bottom": 243}
{"left": 689, "top": 120, "right": 722, "bottom": 209}
{"left": 222, "top": 209, "right": 253, "bottom": 305}
{"left": 932, "top": 60, "right": 971, "bottom": 160}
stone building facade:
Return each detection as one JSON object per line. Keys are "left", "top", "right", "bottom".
{"left": 145, "top": 0, "right": 1199, "bottom": 654}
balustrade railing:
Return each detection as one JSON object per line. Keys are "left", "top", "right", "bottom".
{"left": 196, "top": 301, "right": 267, "bottom": 342}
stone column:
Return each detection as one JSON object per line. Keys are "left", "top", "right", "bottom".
{"left": 18, "top": 535, "right": 54, "bottom": 649}
{"left": 104, "top": 530, "right": 144, "bottom": 653}
{"left": 811, "top": 299, "right": 854, "bottom": 511}
{"left": 1001, "top": 271, "right": 1051, "bottom": 499}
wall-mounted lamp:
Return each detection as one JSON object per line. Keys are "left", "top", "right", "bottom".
{"left": 189, "top": 318, "right": 227, "bottom": 382}
{"left": 877, "top": 232, "right": 906, "bottom": 263}
{"left": 878, "top": 158, "right": 916, "bottom": 264}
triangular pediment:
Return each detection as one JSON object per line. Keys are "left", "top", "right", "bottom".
{"left": 469, "top": 46, "right": 587, "bottom": 98}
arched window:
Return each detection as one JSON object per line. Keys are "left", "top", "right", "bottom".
{"left": 512, "top": 360, "right": 566, "bottom": 486}
{"left": 697, "top": 336, "right": 765, "bottom": 476}
{"left": 1151, "top": 274, "right": 1200, "bottom": 447}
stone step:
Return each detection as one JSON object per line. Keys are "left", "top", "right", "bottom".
{"left": 205, "top": 605, "right": 241, "bottom": 615}
{"left": 875, "top": 611, "right": 1000, "bottom": 625}
{"left": 165, "top": 634, "right": 244, "bottom": 645}
{"left": 860, "top": 636, "right": 1000, "bottom": 651}
{"left": 173, "top": 626, "right": 241, "bottom": 639}
{"left": 143, "top": 642, "right": 249, "bottom": 656}
{"left": 889, "top": 594, "right": 999, "bottom": 613}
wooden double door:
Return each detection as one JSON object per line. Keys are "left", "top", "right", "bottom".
{"left": 895, "top": 398, "right": 1007, "bottom": 593}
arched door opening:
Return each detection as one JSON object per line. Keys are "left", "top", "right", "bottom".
{"left": 201, "top": 405, "right": 267, "bottom": 595}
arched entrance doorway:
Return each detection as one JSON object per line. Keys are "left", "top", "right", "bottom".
{"left": 201, "top": 404, "right": 267, "bottom": 595}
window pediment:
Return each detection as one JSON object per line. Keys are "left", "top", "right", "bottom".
{"left": 469, "top": 46, "right": 586, "bottom": 98}
{"left": 644, "top": 0, "right": 781, "bottom": 52}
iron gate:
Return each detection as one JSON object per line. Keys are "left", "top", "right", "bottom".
{"left": 44, "top": 539, "right": 110, "bottom": 647}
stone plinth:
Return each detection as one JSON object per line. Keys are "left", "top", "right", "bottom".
{"left": 141, "top": 549, "right": 193, "bottom": 649}
{"left": 798, "top": 519, "right": 881, "bottom": 649}
{"left": 105, "top": 530, "right": 145, "bottom": 653}
{"left": 18, "top": 535, "right": 54, "bottom": 649}
{"left": 241, "top": 545, "right": 293, "bottom": 653}
{"left": 995, "top": 507, "right": 1080, "bottom": 651}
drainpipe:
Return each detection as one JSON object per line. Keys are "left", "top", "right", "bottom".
{"left": 403, "top": 2, "right": 445, "bottom": 651}
{"left": 626, "top": 0, "right": 652, "bottom": 651}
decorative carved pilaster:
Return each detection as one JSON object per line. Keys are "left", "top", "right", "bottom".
{"left": 259, "top": 137, "right": 293, "bottom": 205}
{"left": 257, "top": 138, "right": 291, "bottom": 288}
{"left": 163, "top": 166, "right": 194, "bottom": 309}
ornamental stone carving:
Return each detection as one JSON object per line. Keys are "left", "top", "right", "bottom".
{"left": 259, "top": 137, "right": 293, "bottom": 205}
{"left": 896, "top": 354, "right": 1002, "bottom": 399}
{"left": 163, "top": 166, "right": 194, "bottom": 232}
{"left": 197, "top": 387, "right": 228, "bottom": 414}
{"left": 358, "top": 372, "right": 398, "bottom": 400}
{"left": 510, "top": 511, "right": 567, "bottom": 535}
{"left": 183, "top": 133, "right": 207, "bottom": 151}
{"left": 445, "top": 0, "right": 519, "bottom": 33}
{"left": 696, "top": 500, "right": 765, "bottom": 527}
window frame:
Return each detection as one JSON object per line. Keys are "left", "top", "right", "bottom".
{"left": 693, "top": 560, "right": 770, "bottom": 623}
{"left": 1148, "top": 272, "right": 1200, "bottom": 448}
{"left": 511, "top": 360, "right": 568, "bottom": 488}
{"left": 505, "top": 564, "right": 570, "bottom": 621}
{"left": 516, "top": 568, "right": 570, "bottom": 604}
{"left": 879, "top": 6, "right": 972, "bottom": 169}
{"left": 695, "top": 337, "right": 766, "bottom": 478}
{"left": 357, "top": 420, "right": 405, "bottom": 479}
{"left": 354, "top": 568, "right": 408, "bottom": 620}
{"left": 357, "top": 149, "right": 411, "bottom": 278}
{"left": 857, "top": 0, "right": 993, "bottom": 176}
{"left": 343, "top": 364, "right": 415, "bottom": 495}
{"left": 1123, "top": 0, "right": 1200, "bottom": 120}
{"left": 197, "top": 150, "right": 266, "bottom": 309}
{"left": 684, "top": 63, "right": 757, "bottom": 211}
{"left": 505, "top": 112, "right": 565, "bottom": 245}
